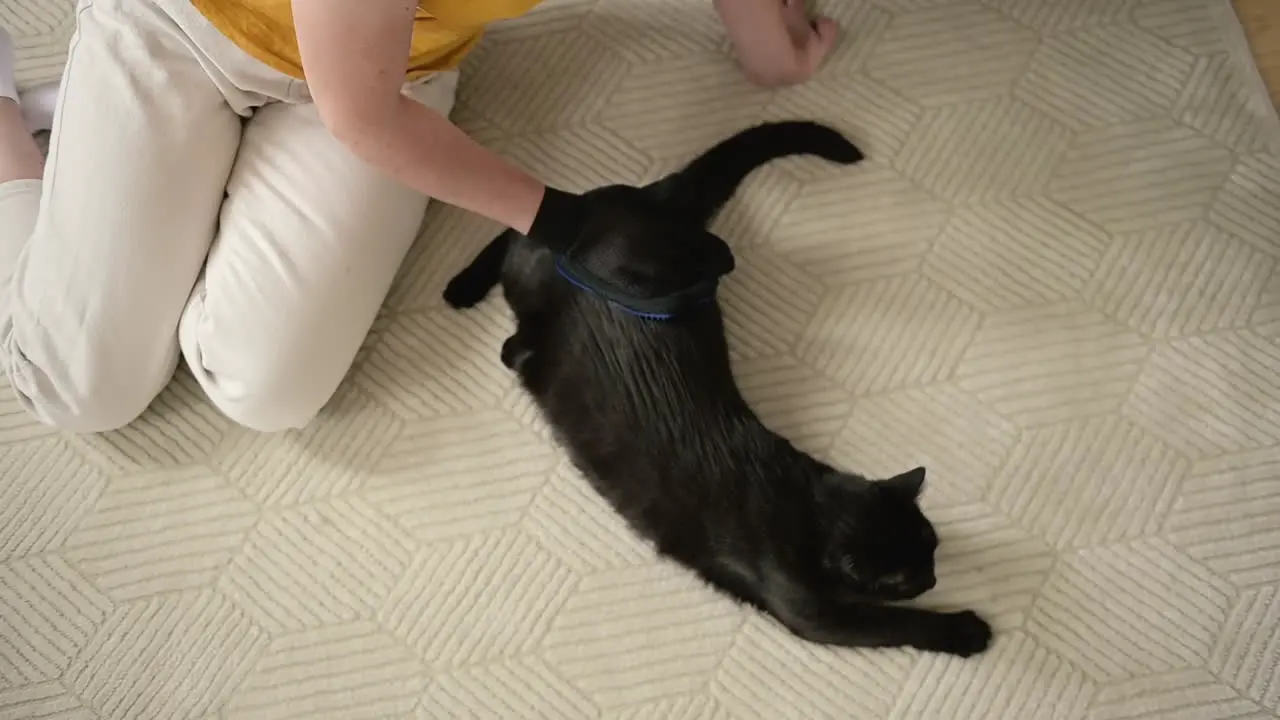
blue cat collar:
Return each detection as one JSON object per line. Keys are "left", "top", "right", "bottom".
{"left": 553, "top": 255, "right": 718, "bottom": 321}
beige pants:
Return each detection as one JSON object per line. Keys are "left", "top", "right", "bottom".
{"left": 0, "top": 0, "right": 458, "bottom": 432}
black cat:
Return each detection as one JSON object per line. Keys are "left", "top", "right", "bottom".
{"left": 443, "top": 121, "right": 993, "bottom": 657}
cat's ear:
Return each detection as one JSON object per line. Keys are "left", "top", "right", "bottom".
{"left": 692, "top": 230, "right": 735, "bottom": 278}
{"left": 884, "top": 466, "right": 926, "bottom": 500}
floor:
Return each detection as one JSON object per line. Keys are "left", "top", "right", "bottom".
{"left": 2, "top": 1, "right": 1280, "bottom": 719}
{"left": 1236, "top": 0, "right": 1280, "bottom": 104}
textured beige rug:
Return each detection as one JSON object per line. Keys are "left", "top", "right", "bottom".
{"left": 4, "top": 0, "right": 1280, "bottom": 718}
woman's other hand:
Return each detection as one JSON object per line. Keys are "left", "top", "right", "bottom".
{"left": 714, "top": 0, "right": 838, "bottom": 87}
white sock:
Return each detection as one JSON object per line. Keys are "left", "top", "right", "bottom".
{"left": 0, "top": 27, "right": 18, "bottom": 103}
{"left": 0, "top": 27, "right": 59, "bottom": 134}
{"left": 19, "top": 82, "right": 59, "bottom": 133}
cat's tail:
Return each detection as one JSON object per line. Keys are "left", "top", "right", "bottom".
{"left": 646, "top": 120, "right": 864, "bottom": 227}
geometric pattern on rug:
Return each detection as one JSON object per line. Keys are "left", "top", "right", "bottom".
{"left": 2, "top": 0, "right": 1279, "bottom": 717}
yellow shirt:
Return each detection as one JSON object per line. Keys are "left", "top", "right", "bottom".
{"left": 192, "top": 0, "right": 544, "bottom": 80}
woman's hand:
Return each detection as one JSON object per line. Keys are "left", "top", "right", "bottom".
{"left": 784, "top": 1, "right": 839, "bottom": 79}
{"left": 714, "top": 0, "right": 837, "bottom": 87}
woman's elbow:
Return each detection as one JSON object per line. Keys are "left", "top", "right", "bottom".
{"left": 312, "top": 90, "right": 398, "bottom": 149}
{"left": 316, "top": 100, "right": 373, "bottom": 146}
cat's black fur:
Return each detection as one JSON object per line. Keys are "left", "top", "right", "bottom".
{"left": 443, "top": 121, "right": 993, "bottom": 657}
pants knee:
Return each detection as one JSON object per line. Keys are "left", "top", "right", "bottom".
{"left": 183, "top": 335, "right": 337, "bottom": 433}
{"left": 3, "top": 326, "right": 168, "bottom": 434}
{"left": 178, "top": 289, "right": 362, "bottom": 433}
{"left": 201, "top": 377, "right": 330, "bottom": 433}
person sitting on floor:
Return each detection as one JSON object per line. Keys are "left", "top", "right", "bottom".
{"left": 0, "top": 0, "right": 835, "bottom": 434}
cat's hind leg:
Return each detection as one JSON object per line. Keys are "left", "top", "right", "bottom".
{"left": 501, "top": 331, "right": 532, "bottom": 371}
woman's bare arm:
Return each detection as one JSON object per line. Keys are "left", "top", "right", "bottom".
{"left": 292, "top": 0, "right": 545, "bottom": 233}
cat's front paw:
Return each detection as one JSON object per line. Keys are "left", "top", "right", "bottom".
{"left": 930, "top": 610, "right": 993, "bottom": 658}
{"left": 443, "top": 272, "right": 491, "bottom": 310}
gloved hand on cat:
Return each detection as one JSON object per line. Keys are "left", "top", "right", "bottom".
{"left": 527, "top": 185, "right": 671, "bottom": 253}
{"left": 526, "top": 183, "right": 736, "bottom": 310}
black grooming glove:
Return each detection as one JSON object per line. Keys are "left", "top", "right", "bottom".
{"left": 527, "top": 184, "right": 664, "bottom": 250}
{"left": 526, "top": 186, "right": 590, "bottom": 251}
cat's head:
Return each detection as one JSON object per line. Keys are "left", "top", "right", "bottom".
{"left": 815, "top": 466, "right": 939, "bottom": 602}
